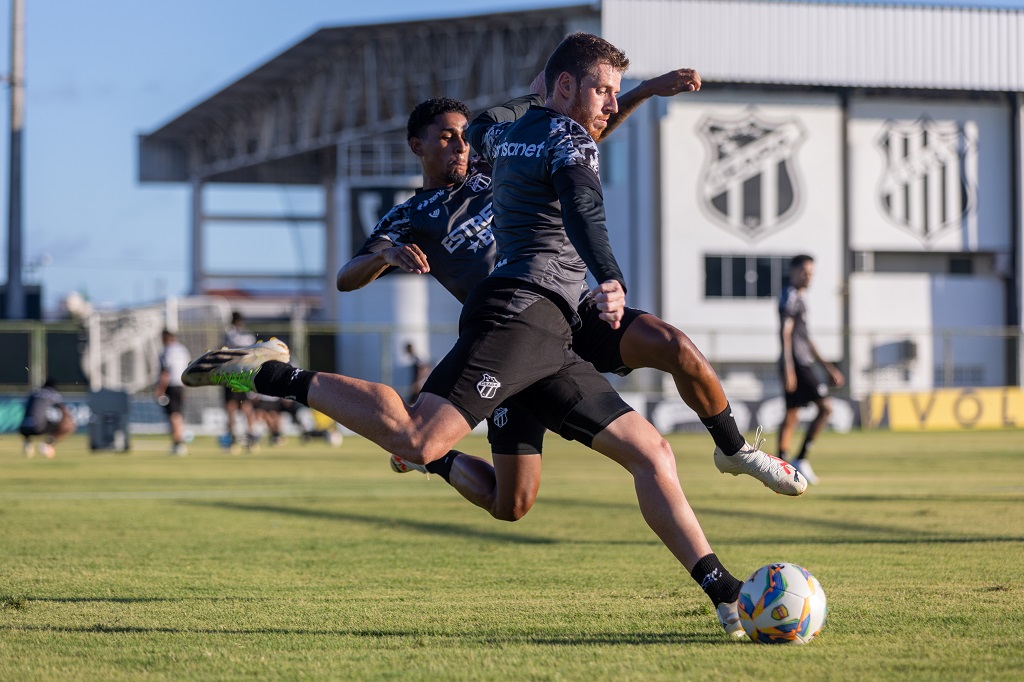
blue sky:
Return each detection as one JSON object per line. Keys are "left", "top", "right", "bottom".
{"left": 1, "top": 0, "right": 1023, "bottom": 314}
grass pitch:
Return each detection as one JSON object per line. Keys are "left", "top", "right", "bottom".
{"left": 1, "top": 429, "right": 1022, "bottom": 681}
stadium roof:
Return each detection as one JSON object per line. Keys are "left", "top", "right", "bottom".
{"left": 604, "top": 0, "right": 1024, "bottom": 91}
{"left": 138, "top": 5, "right": 599, "bottom": 184}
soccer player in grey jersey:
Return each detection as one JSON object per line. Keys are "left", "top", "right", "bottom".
{"left": 778, "top": 254, "right": 845, "bottom": 484}
{"left": 341, "top": 89, "right": 804, "bottom": 511}
{"left": 185, "top": 33, "right": 750, "bottom": 637}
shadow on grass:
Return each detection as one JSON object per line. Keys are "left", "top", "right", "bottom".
{"left": 694, "top": 505, "right": 1024, "bottom": 545}
{"left": 0, "top": 622, "right": 728, "bottom": 645}
{"left": 187, "top": 500, "right": 562, "bottom": 545}
{"left": 187, "top": 499, "right": 1023, "bottom": 548}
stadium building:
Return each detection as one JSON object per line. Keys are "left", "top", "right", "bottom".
{"left": 138, "top": 0, "right": 1024, "bottom": 432}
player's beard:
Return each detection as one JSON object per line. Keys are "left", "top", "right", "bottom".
{"left": 445, "top": 168, "right": 468, "bottom": 185}
{"left": 568, "top": 94, "right": 604, "bottom": 140}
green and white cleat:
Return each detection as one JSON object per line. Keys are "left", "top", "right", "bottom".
{"left": 181, "top": 338, "right": 290, "bottom": 392}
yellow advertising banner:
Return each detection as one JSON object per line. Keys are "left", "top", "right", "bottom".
{"left": 866, "top": 387, "right": 1024, "bottom": 431}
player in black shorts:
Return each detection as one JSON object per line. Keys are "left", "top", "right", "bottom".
{"left": 184, "top": 33, "right": 752, "bottom": 638}
{"left": 778, "top": 254, "right": 845, "bottom": 484}
{"left": 340, "top": 90, "right": 803, "bottom": 511}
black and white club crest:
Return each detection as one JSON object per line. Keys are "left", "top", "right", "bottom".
{"left": 698, "top": 109, "right": 805, "bottom": 241}
{"left": 875, "top": 117, "right": 977, "bottom": 246}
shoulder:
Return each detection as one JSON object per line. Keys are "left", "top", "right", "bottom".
{"left": 546, "top": 114, "right": 599, "bottom": 175}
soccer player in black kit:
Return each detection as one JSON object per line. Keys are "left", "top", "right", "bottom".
{"left": 340, "top": 88, "right": 804, "bottom": 514}
{"left": 184, "top": 33, "right": 753, "bottom": 638}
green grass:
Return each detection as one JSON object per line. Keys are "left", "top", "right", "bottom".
{"left": 1, "top": 429, "right": 1022, "bottom": 681}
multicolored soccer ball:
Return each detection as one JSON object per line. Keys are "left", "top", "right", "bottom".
{"left": 738, "top": 563, "right": 827, "bottom": 644}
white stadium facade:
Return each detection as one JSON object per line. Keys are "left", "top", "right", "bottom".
{"left": 139, "top": 0, "right": 1024, "bottom": 432}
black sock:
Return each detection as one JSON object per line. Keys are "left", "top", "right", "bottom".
{"left": 796, "top": 439, "right": 814, "bottom": 461}
{"left": 424, "top": 450, "right": 461, "bottom": 482}
{"left": 701, "top": 403, "right": 746, "bottom": 455}
{"left": 253, "top": 360, "right": 316, "bottom": 405}
{"left": 690, "top": 553, "right": 742, "bottom": 606}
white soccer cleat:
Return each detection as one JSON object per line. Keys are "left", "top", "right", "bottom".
{"left": 181, "top": 338, "right": 290, "bottom": 392}
{"left": 716, "top": 599, "right": 746, "bottom": 640}
{"left": 23, "top": 441, "right": 34, "bottom": 458}
{"left": 793, "top": 459, "right": 820, "bottom": 485}
{"left": 389, "top": 454, "right": 428, "bottom": 474}
{"left": 714, "top": 426, "right": 807, "bottom": 496}
{"left": 38, "top": 443, "right": 56, "bottom": 459}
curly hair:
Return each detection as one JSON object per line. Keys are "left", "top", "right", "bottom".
{"left": 406, "top": 97, "right": 472, "bottom": 141}
{"left": 544, "top": 32, "right": 630, "bottom": 95}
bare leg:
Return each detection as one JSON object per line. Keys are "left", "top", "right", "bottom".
{"left": 444, "top": 453, "right": 542, "bottom": 521}
{"left": 778, "top": 407, "right": 801, "bottom": 455}
{"left": 619, "top": 314, "right": 727, "bottom": 418}
{"left": 169, "top": 413, "right": 185, "bottom": 444}
{"left": 591, "top": 411, "right": 713, "bottom": 571}
{"left": 307, "top": 375, "right": 470, "bottom": 465}
{"left": 804, "top": 398, "right": 833, "bottom": 445}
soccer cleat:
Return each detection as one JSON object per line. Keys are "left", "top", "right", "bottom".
{"left": 389, "top": 454, "right": 428, "bottom": 474}
{"left": 38, "top": 443, "right": 56, "bottom": 459}
{"left": 716, "top": 599, "right": 746, "bottom": 640}
{"left": 181, "top": 338, "right": 290, "bottom": 392}
{"left": 23, "top": 440, "right": 35, "bottom": 458}
{"left": 714, "top": 426, "right": 807, "bottom": 496}
{"left": 793, "top": 458, "right": 820, "bottom": 485}
{"left": 171, "top": 443, "right": 188, "bottom": 456}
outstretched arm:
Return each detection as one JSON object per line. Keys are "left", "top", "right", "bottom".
{"left": 601, "top": 68, "right": 701, "bottom": 140}
{"left": 337, "top": 244, "right": 432, "bottom": 291}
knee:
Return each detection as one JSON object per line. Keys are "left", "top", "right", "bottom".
{"left": 664, "top": 331, "right": 712, "bottom": 380}
{"left": 819, "top": 400, "right": 833, "bottom": 419}
{"left": 492, "top": 495, "right": 535, "bottom": 522}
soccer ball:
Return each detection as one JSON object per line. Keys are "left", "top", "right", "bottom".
{"left": 738, "top": 563, "right": 827, "bottom": 644}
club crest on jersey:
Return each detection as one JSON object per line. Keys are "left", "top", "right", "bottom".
{"left": 429, "top": 208, "right": 441, "bottom": 218}
{"left": 466, "top": 172, "right": 491, "bottom": 193}
{"left": 875, "top": 117, "right": 978, "bottom": 245}
{"left": 492, "top": 406, "right": 508, "bottom": 428}
{"left": 698, "top": 109, "right": 805, "bottom": 242}
{"left": 477, "top": 373, "right": 501, "bottom": 399}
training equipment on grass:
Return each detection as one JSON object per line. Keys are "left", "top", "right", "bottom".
{"left": 738, "top": 562, "right": 827, "bottom": 644}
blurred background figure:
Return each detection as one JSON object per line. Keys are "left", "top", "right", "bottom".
{"left": 778, "top": 254, "right": 845, "bottom": 484}
{"left": 156, "top": 329, "right": 192, "bottom": 455}
{"left": 403, "top": 342, "right": 431, "bottom": 403}
{"left": 19, "top": 378, "right": 75, "bottom": 459}
{"left": 222, "top": 312, "right": 260, "bottom": 453}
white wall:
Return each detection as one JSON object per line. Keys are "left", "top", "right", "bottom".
{"left": 658, "top": 91, "right": 844, "bottom": 363}
{"left": 849, "top": 273, "right": 1006, "bottom": 395}
{"left": 848, "top": 96, "right": 1013, "bottom": 253}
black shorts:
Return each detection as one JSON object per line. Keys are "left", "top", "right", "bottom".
{"left": 485, "top": 298, "right": 646, "bottom": 455}
{"left": 423, "top": 279, "right": 633, "bottom": 448}
{"left": 20, "top": 417, "right": 63, "bottom": 438}
{"left": 163, "top": 386, "right": 184, "bottom": 415}
{"left": 572, "top": 296, "right": 646, "bottom": 376}
{"left": 782, "top": 362, "right": 829, "bottom": 409}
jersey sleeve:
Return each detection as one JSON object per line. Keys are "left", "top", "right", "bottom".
{"left": 547, "top": 116, "right": 602, "bottom": 195}
{"left": 467, "top": 94, "right": 543, "bottom": 161}
{"left": 779, "top": 288, "right": 801, "bottom": 321}
{"left": 353, "top": 201, "right": 414, "bottom": 257}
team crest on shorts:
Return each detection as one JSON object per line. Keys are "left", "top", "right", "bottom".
{"left": 477, "top": 373, "right": 501, "bottom": 399}
{"left": 492, "top": 407, "right": 508, "bottom": 428}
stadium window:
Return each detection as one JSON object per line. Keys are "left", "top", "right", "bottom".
{"left": 705, "top": 256, "right": 723, "bottom": 297}
{"left": 949, "top": 257, "right": 973, "bottom": 275}
{"left": 705, "top": 254, "right": 795, "bottom": 300}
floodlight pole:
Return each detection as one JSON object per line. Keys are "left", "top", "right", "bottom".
{"left": 5, "top": 0, "right": 25, "bottom": 319}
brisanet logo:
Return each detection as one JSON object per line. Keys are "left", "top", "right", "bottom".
{"left": 493, "top": 141, "right": 546, "bottom": 158}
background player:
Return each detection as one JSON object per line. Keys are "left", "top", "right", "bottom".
{"left": 778, "top": 254, "right": 845, "bottom": 484}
